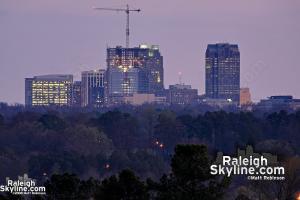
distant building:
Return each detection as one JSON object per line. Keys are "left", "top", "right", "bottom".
{"left": 240, "top": 87, "right": 251, "bottom": 105}
{"left": 25, "top": 74, "right": 73, "bottom": 106}
{"left": 81, "top": 69, "right": 106, "bottom": 107}
{"left": 256, "top": 95, "right": 300, "bottom": 111}
{"left": 167, "top": 84, "right": 198, "bottom": 105}
{"left": 107, "top": 44, "right": 164, "bottom": 102}
{"left": 201, "top": 98, "right": 236, "bottom": 108}
{"left": 72, "top": 81, "right": 81, "bottom": 107}
{"left": 205, "top": 43, "right": 240, "bottom": 104}
{"left": 124, "top": 93, "right": 166, "bottom": 105}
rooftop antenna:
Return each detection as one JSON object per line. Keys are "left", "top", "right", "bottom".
{"left": 178, "top": 72, "right": 183, "bottom": 85}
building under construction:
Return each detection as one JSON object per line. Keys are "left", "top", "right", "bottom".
{"left": 106, "top": 44, "right": 164, "bottom": 104}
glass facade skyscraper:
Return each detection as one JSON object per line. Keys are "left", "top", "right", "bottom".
{"left": 205, "top": 43, "right": 240, "bottom": 104}
{"left": 108, "top": 67, "right": 139, "bottom": 96}
{"left": 81, "top": 69, "right": 106, "bottom": 107}
{"left": 106, "top": 44, "right": 164, "bottom": 101}
{"left": 25, "top": 74, "right": 73, "bottom": 106}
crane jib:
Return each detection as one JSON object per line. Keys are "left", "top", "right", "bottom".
{"left": 93, "top": 5, "right": 141, "bottom": 48}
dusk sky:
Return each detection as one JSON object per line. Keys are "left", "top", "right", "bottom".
{"left": 1, "top": 0, "right": 300, "bottom": 104}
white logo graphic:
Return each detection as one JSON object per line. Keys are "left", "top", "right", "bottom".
{"left": 210, "top": 146, "right": 285, "bottom": 181}
{"left": 0, "top": 174, "right": 46, "bottom": 195}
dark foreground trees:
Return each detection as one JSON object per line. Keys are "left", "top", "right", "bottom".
{"left": 0, "top": 144, "right": 229, "bottom": 200}
{"left": 151, "top": 145, "right": 230, "bottom": 200}
{"left": 1, "top": 109, "right": 300, "bottom": 182}
{"left": 46, "top": 145, "right": 228, "bottom": 200}
{"left": 1, "top": 109, "right": 300, "bottom": 199}
{"left": 95, "top": 169, "right": 149, "bottom": 200}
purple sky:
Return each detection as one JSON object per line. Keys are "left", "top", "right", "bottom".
{"left": 1, "top": 0, "right": 300, "bottom": 104}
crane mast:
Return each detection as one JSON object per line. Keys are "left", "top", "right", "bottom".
{"left": 94, "top": 4, "right": 141, "bottom": 48}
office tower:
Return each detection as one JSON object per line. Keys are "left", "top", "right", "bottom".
{"left": 205, "top": 43, "right": 240, "bottom": 103}
{"left": 25, "top": 74, "right": 73, "bottom": 106}
{"left": 108, "top": 67, "right": 139, "bottom": 98}
{"left": 167, "top": 84, "right": 198, "bottom": 105}
{"left": 72, "top": 81, "right": 81, "bottom": 107}
{"left": 81, "top": 69, "right": 106, "bottom": 107}
{"left": 240, "top": 87, "right": 251, "bottom": 105}
{"left": 106, "top": 44, "right": 164, "bottom": 99}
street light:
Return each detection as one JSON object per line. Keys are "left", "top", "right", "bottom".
{"left": 296, "top": 193, "right": 300, "bottom": 200}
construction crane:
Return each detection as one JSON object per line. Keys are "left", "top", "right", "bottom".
{"left": 94, "top": 4, "right": 141, "bottom": 48}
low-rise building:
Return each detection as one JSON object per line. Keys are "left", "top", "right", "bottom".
{"left": 201, "top": 98, "right": 237, "bottom": 108}
{"left": 167, "top": 84, "right": 198, "bottom": 105}
{"left": 240, "top": 87, "right": 251, "bottom": 106}
{"left": 124, "top": 93, "right": 166, "bottom": 105}
{"left": 25, "top": 74, "right": 73, "bottom": 106}
{"left": 256, "top": 95, "right": 300, "bottom": 111}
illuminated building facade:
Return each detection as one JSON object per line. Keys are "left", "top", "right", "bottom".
{"left": 107, "top": 44, "right": 164, "bottom": 101}
{"left": 81, "top": 69, "right": 106, "bottom": 107}
{"left": 25, "top": 74, "right": 73, "bottom": 106}
{"left": 108, "top": 67, "right": 139, "bottom": 97}
{"left": 205, "top": 43, "right": 240, "bottom": 104}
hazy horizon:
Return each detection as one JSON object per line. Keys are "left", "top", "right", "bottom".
{"left": 1, "top": 0, "right": 300, "bottom": 104}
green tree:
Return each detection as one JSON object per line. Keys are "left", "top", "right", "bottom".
{"left": 63, "top": 125, "right": 113, "bottom": 158}
{"left": 45, "top": 173, "right": 81, "bottom": 200}
{"left": 95, "top": 111, "right": 141, "bottom": 149}
{"left": 38, "top": 114, "right": 66, "bottom": 131}
{"left": 0, "top": 193, "right": 24, "bottom": 200}
{"left": 94, "top": 169, "right": 149, "bottom": 200}
{"left": 235, "top": 194, "right": 250, "bottom": 200}
{"left": 156, "top": 144, "right": 230, "bottom": 200}
{"left": 154, "top": 111, "right": 184, "bottom": 152}
{"left": 138, "top": 106, "right": 158, "bottom": 144}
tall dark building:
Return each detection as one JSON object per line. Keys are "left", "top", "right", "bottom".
{"left": 205, "top": 43, "right": 240, "bottom": 103}
{"left": 81, "top": 69, "right": 106, "bottom": 107}
{"left": 107, "top": 44, "right": 164, "bottom": 100}
{"left": 72, "top": 81, "right": 81, "bottom": 107}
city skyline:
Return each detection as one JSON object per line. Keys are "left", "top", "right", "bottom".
{"left": 1, "top": 0, "right": 300, "bottom": 104}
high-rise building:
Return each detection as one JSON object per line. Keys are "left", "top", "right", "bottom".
{"left": 240, "top": 87, "right": 251, "bottom": 105}
{"left": 81, "top": 69, "right": 106, "bottom": 107}
{"left": 167, "top": 84, "right": 198, "bottom": 105}
{"left": 205, "top": 43, "right": 240, "bottom": 104}
{"left": 25, "top": 74, "right": 73, "bottom": 106}
{"left": 72, "top": 81, "right": 81, "bottom": 107}
{"left": 108, "top": 67, "right": 139, "bottom": 97}
{"left": 107, "top": 44, "right": 164, "bottom": 99}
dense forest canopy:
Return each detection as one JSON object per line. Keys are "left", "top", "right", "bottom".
{"left": 0, "top": 105, "right": 300, "bottom": 199}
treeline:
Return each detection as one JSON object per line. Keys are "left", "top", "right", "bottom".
{"left": 1, "top": 108, "right": 300, "bottom": 181}
{"left": 1, "top": 145, "right": 299, "bottom": 200}
{"left": 0, "top": 145, "right": 230, "bottom": 200}
{"left": 0, "top": 107, "right": 300, "bottom": 199}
